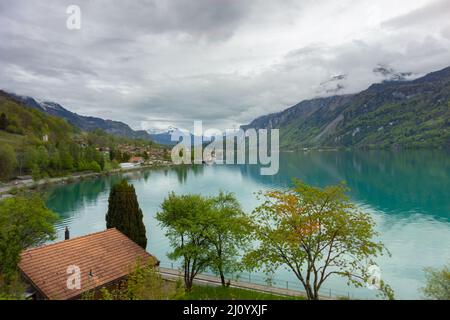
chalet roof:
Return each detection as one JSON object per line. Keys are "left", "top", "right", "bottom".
{"left": 129, "top": 156, "right": 144, "bottom": 162}
{"left": 19, "top": 228, "right": 157, "bottom": 300}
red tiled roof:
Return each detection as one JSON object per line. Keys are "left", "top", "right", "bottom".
{"left": 19, "top": 228, "right": 157, "bottom": 300}
{"left": 129, "top": 156, "right": 144, "bottom": 163}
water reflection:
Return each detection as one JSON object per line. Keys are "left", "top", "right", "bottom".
{"left": 239, "top": 150, "right": 450, "bottom": 220}
{"left": 44, "top": 150, "right": 450, "bottom": 299}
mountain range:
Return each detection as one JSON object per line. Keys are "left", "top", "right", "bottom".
{"left": 1, "top": 92, "right": 212, "bottom": 146}
{"left": 3, "top": 66, "right": 449, "bottom": 150}
{"left": 242, "top": 66, "right": 450, "bottom": 150}
{"left": 3, "top": 92, "right": 157, "bottom": 142}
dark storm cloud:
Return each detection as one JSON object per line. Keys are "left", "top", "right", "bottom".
{"left": 82, "top": 0, "right": 252, "bottom": 42}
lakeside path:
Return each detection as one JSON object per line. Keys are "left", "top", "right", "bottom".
{"left": 0, "top": 162, "right": 174, "bottom": 198}
{"left": 158, "top": 267, "right": 334, "bottom": 300}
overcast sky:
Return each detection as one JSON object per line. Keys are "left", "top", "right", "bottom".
{"left": 1, "top": 0, "right": 449, "bottom": 131}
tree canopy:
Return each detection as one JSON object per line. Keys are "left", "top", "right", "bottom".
{"left": 83, "top": 260, "right": 182, "bottom": 300}
{"left": 106, "top": 180, "right": 147, "bottom": 249}
{"left": 244, "top": 179, "right": 391, "bottom": 300}
{"left": 0, "top": 195, "right": 57, "bottom": 298}
{"left": 0, "top": 144, "right": 17, "bottom": 181}
{"left": 157, "top": 192, "right": 251, "bottom": 291}
{"left": 207, "top": 191, "right": 251, "bottom": 286}
{"left": 0, "top": 113, "right": 8, "bottom": 131}
{"left": 157, "top": 193, "right": 214, "bottom": 292}
{"left": 421, "top": 264, "right": 450, "bottom": 300}
{"left": 0, "top": 94, "right": 157, "bottom": 182}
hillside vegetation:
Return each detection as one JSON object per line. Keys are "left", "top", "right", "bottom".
{"left": 242, "top": 66, "right": 450, "bottom": 150}
{"left": 0, "top": 93, "right": 156, "bottom": 181}
{"left": 5, "top": 91, "right": 153, "bottom": 141}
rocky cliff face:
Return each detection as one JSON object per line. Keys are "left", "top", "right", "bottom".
{"left": 241, "top": 66, "right": 450, "bottom": 150}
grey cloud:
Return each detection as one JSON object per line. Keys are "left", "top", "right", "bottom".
{"left": 0, "top": 0, "right": 449, "bottom": 132}
{"left": 381, "top": 0, "right": 450, "bottom": 30}
{"left": 83, "top": 0, "right": 253, "bottom": 42}
{"left": 317, "top": 74, "right": 347, "bottom": 94}
{"left": 373, "top": 65, "right": 413, "bottom": 82}
{"left": 443, "top": 26, "right": 450, "bottom": 40}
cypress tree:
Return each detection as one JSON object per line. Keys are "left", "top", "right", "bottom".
{"left": 106, "top": 180, "right": 147, "bottom": 248}
{"left": 0, "top": 113, "right": 8, "bottom": 131}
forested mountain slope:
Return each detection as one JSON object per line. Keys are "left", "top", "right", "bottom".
{"left": 242, "top": 66, "right": 450, "bottom": 149}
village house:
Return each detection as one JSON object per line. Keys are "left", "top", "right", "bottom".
{"left": 18, "top": 228, "right": 159, "bottom": 300}
{"left": 129, "top": 156, "right": 144, "bottom": 164}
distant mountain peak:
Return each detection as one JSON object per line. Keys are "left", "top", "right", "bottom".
{"left": 39, "top": 101, "right": 66, "bottom": 112}
{"left": 3, "top": 91, "right": 154, "bottom": 142}
{"left": 242, "top": 65, "right": 450, "bottom": 150}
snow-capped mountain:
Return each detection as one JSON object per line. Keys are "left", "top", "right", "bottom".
{"left": 147, "top": 126, "right": 210, "bottom": 146}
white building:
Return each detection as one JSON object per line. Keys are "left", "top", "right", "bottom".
{"left": 119, "top": 163, "right": 136, "bottom": 169}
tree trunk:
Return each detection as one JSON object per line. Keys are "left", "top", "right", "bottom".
{"left": 219, "top": 269, "right": 226, "bottom": 286}
{"left": 185, "top": 279, "right": 193, "bottom": 293}
{"left": 305, "top": 284, "right": 317, "bottom": 300}
{"left": 184, "top": 270, "right": 193, "bottom": 292}
{"left": 312, "top": 291, "right": 320, "bottom": 300}
{"left": 184, "top": 260, "right": 192, "bottom": 293}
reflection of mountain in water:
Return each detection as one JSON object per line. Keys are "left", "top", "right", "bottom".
{"left": 45, "top": 176, "right": 121, "bottom": 217}
{"left": 46, "top": 150, "right": 449, "bottom": 222}
{"left": 42, "top": 151, "right": 449, "bottom": 300}
{"left": 238, "top": 150, "right": 450, "bottom": 220}
{"left": 45, "top": 165, "right": 205, "bottom": 217}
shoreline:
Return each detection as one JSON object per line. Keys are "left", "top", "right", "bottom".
{"left": 0, "top": 161, "right": 176, "bottom": 199}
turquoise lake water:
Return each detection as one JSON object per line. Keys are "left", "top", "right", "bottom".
{"left": 45, "top": 150, "right": 450, "bottom": 299}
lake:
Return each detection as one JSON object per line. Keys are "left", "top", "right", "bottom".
{"left": 45, "top": 150, "right": 450, "bottom": 299}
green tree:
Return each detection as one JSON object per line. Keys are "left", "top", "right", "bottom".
{"left": 23, "top": 146, "right": 38, "bottom": 172}
{"left": 36, "top": 146, "right": 49, "bottom": 172}
{"left": 244, "top": 180, "right": 391, "bottom": 300}
{"left": 421, "top": 264, "right": 450, "bottom": 300}
{"left": 0, "top": 196, "right": 57, "bottom": 283}
{"left": 83, "top": 260, "right": 183, "bottom": 300}
{"left": 207, "top": 191, "right": 250, "bottom": 286}
{"left": 121, "top": 261, "right": 167, "bottom": 300}
{"left": 49, "top": 149, "right": 61, "bottom": 171}
{"left": 97, "top": 153, "right": 106, "bottom": 170}
{"left": 90, "top": 160, "right": 102, "bottom": 172}
{"left": 0, "top": 144, "right": 17, "bottom": 181}
{"left": 121, "top": 152, "right": 131, "bottom": 163}
{"left": 109, "top": 148, "right": 118, "bottom": 161}
{"left": 106, "top": 180, "right": 147, "bottom": 248}
{"left": 31, "top": 164, "right": 41, "bottom": 181}
{"left": 15, "top": 142, "right": 28, "bottom": 177}
{"left": 0, "top": 113, "right": 8, "bottom": 131}
{"left": 157, "top": 193, "right": 214, "bottom": 292}
{"left": 59, "top": 148, "right": 74, "bottom": 171}
{"left": 0, "top": 275, "right": 25, "bottom": 300}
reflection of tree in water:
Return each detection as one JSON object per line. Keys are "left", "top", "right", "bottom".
{"left": 172, "top": 165, "right": 204, "bottom": 184}
{"left": 191, "top": 165, "right": 204, "bottom": 176}
{"left": 46, "top": 151, "right": 449, "bottom": 222}
{"left": 46, "top": 175, "right": 123, "bottom": 218}
{"left": 239, "top": 150, "right": 450, "bottom": 219}
{"left": 142, "top": 171, "right": 151, "bottom": 182}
